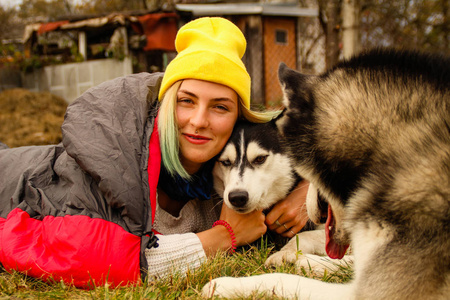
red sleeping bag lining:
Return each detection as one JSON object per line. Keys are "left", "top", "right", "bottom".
{"left": 0, "top": 208, "right": 141, "bottom": 288}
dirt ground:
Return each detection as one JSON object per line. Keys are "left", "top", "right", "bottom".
{"left": 0, "top": 88, "right": 68, "bottom": 148}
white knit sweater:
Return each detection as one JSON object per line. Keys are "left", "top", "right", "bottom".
{"left": 145, "top": 196, "right": 221, "bottom": 278}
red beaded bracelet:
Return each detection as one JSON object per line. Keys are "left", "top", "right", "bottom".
{"left": 212, "top": 220, "right": 237, "bottom": 253}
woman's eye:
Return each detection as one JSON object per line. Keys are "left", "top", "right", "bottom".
{"left": 219, "top": 159, "right": 232, "bottom": 167}
{"left": 214, "top": 105, "right": 229, "bottom": 112}
{"left": 253, "top": 155, "right": 268, "bottom": 165}
{"left": 213, "top": 105, "right": 230, "bottom": 112}
{"left": 178, "top": 98, "right": 193, "bottom": 104}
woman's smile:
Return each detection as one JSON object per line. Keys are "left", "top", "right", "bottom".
{"left": 183, "top": 133, "right": 212, "bottom": 144}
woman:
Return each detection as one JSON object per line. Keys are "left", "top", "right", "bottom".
{"left": 0, "top": 17, "right": 308, "bottom": 288}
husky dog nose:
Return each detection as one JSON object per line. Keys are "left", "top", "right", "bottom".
{"left": 228, "top": 190, "right": 249, "bottom": 208}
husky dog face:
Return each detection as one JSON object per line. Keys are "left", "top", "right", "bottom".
{"left": 214, "top": 121, "right": 297, "bottom": 214}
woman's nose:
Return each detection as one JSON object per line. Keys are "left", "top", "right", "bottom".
{"left": 190, "top": 106, "right": 209, "bottom": 129}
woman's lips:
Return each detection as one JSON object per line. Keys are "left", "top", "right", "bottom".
{"left": 183, "top": 133, "right": 211, "bottom": 145}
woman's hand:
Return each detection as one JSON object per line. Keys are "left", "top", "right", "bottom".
{"left": 219, "top": 203, "right": 267, "bottom": 246}
{"left": 265, "top": 180, "right": 310, "bottom": 238}
{"left": 197, "top": 202, "right": 266, "bottom": 256}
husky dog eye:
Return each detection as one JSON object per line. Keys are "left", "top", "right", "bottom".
{"left": 219, "top": 159, "right": 232, "bottom": 167}
{"left": 253, "top": 155, "right": 268, "bottom": 165}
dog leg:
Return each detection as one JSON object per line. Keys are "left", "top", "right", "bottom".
{"left": 202, "top": 273, "right": 354, "bottom": 299}
{"left": 265, "top": 229, "right": 326, "bottom": 266}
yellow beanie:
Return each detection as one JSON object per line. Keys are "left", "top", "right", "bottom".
{"left": 158, "top": 17, "right": 251, "bottom": 108}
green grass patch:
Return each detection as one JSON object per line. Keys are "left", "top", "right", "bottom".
{"left": 0, "top": 239, "right": 352, "bottom": 299}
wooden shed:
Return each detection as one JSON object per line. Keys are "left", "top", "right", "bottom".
{"left": 176, "top": 3, "right": 318, "bottom": 108}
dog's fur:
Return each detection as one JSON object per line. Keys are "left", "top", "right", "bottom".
{"left": 203, "top": 48, "right": 450, "bottom": 299}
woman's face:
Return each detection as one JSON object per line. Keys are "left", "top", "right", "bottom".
{"left": 176, "top": 79, "right": 239, "bottom": 174}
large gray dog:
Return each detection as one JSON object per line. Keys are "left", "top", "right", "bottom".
{"left": 203, "top": 48, "right": 450, "bottom": 300}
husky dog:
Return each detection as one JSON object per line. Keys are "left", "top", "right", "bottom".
{"left": 214, "top": 120, "right": 349, "bottom": 268}
{"left": 213, "top": 120, "right": 299, "bottom": 214}
{"left": 203, "top": 48, "right": 450, "bottom": 299}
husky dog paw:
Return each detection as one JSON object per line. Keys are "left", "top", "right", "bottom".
{"left": 265, "top": 248, "right": 299, "bottom": 266}
{"left": 265, "top": 245, "right": 353, "bottom": 277}
{"left": 202, "top": 277, "right": 251, "bottom": 298}
{"left": 202, "top": 274, "right": 302, "bottom": 299}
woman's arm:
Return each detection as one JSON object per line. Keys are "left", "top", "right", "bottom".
{"left": 146, "top": 181, "right": 309, "bottom": 279}
{"left": 145, "top": 233, "right": 205, "bottom": 278}
{"left": 145, "top": 204, "right": 266, "bottom": 278}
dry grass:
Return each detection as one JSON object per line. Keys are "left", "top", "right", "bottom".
{"left": 0, "top": 88, "right": 67, "bottom": 148}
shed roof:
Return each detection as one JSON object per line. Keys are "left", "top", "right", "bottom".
{"left": 175, "top": 3, "right": 318, "bottom": 17}
{"left": 23, "top": 12, "right": 178, "bottom": 51}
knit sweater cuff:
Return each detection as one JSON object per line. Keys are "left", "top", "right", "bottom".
{"left": 145, "top": 233, "right": 206, "bottom": 279}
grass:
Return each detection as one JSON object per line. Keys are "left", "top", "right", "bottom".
{"left": 0, "top": 239, "right": 352, "bottom": 299}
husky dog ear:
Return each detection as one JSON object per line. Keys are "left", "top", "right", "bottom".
{"left": 277, "top": 63, "right": 316, "bottom": 119}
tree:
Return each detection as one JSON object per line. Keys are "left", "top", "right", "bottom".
{"left": 18, "top": 0, "right": 74, "bottom": 20}
{"left": 76, "top": 0, "right": 147, "bottom": 15}
{"left": 360, "top": 0, "right": 449, "bottom": 55}
{"left": 0, "top": 6, "right": 14, "bottom": 41}
{"left": 314, "top": 0, "right": 448, "bottom": 69}
{"left": 318, "top": 0, "right": 342, "bottom": 69}
{"left": 342, "top": 0, "right": 361, "bottom": 59}
{"left": 16, "top": 0, "right": 150, "bottom": 20}
{"left": 0, "top": 5, "right": 23, "bottom": 41}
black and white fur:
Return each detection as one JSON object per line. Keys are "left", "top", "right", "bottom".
{"left": 203, "top": 48, "right": 450, "bottom": 299}
{"left": 213, "top": 120, "right": 349, "bottom": 271}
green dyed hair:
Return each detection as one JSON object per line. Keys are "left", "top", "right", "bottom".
{"left": 158, "top": 81, "right": 281, "bottom": 180}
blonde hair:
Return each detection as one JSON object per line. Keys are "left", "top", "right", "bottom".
{"left": 158, "top": 81, "right": 281, "bottom": 180}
